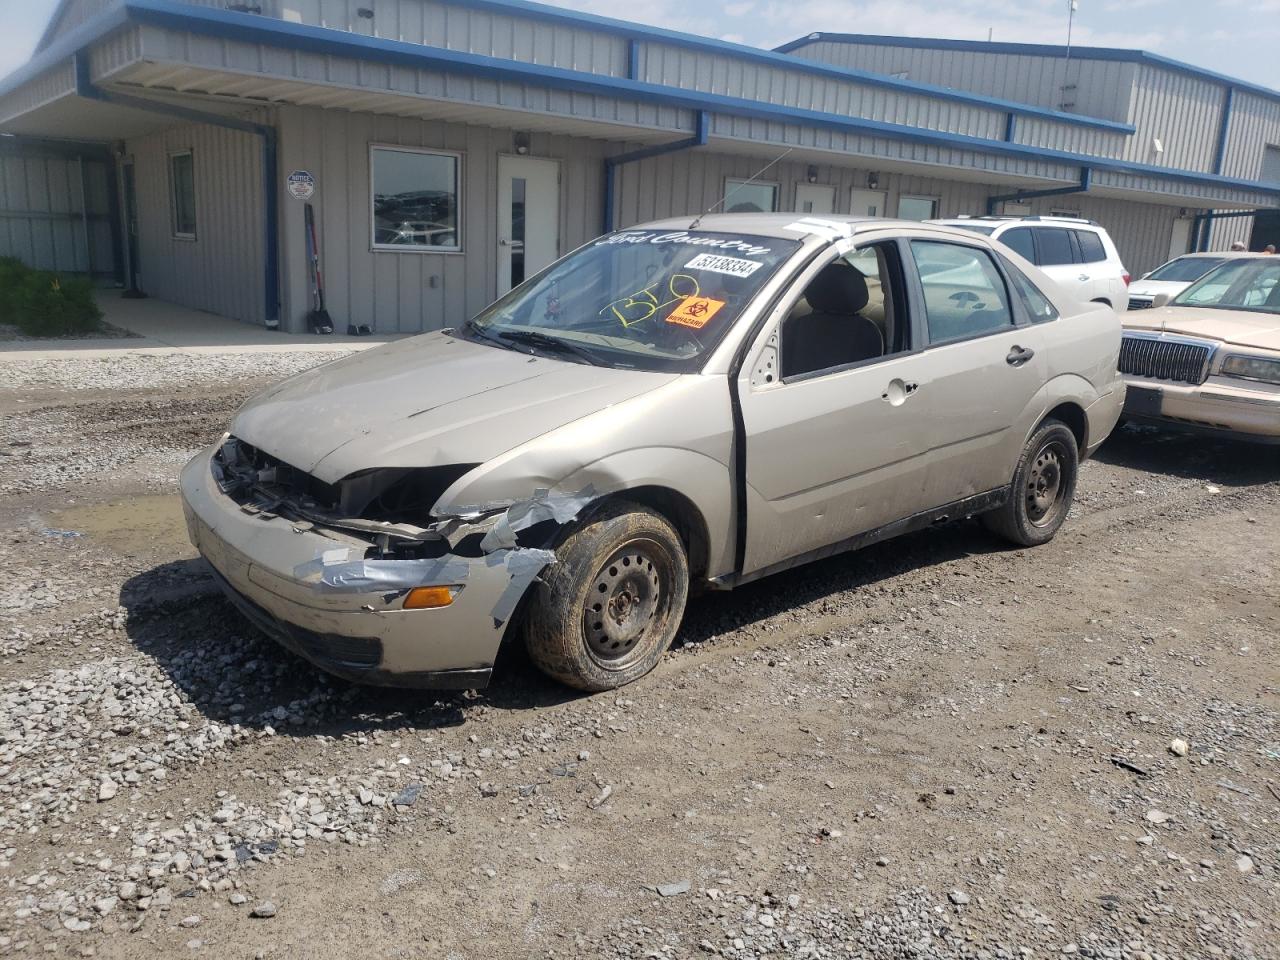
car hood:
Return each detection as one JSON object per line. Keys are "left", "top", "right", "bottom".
{"left": 1127, "top": 279, "right": 1187, "bottom": 298}
{"left": 231, "top": 332, "right": 678, "bottom": 484}
{"left": 1123, "top": 306, "right": 1280, "bottom": 351}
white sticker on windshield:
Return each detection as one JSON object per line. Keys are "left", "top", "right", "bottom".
{"left": 684, "top": 253, "right": 764, "bottom": 278}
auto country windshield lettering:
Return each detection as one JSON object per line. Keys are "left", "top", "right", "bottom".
{"left": 467, "top": 231, "right": 800, "bottom": 372}
{"left": 595, "top": 231, "right": 776, "bottom": 257}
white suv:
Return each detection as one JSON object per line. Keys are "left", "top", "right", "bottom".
{"left": 930, "top": 216, "right": 1129, "bottom": 313}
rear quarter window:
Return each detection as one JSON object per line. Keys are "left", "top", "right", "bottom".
{"left": 1075, "top": 230, "right": 1107, "bottom": 263}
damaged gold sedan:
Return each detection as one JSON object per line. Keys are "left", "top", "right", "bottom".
{"left": 181, "top": 214, "right": 1124, "bottom": 691}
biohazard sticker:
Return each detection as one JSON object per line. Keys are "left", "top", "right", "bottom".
{"left": 666, "top": 296, "right": 725, "bottom": 329}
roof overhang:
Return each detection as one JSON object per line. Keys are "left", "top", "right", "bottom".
{"left": 0, "top": 0, "right": 1277, "bottom": 208}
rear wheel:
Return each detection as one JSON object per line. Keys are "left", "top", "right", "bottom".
{"left": 522, "top": 500, "right": 689, "bottom": 691}
{"left": 982, "top": 419, "right": 1079, "bottom": 546}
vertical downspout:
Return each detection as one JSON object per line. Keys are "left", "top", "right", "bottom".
{"left": 602, "top": 110, "right": 710, "bottom": 235}
{"left": 76, "top": 155, "right": 93, "bottom": 276}
{"left": 103, "top": 148, "right": 125, "bottom": 285}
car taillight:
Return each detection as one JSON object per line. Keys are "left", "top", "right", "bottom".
{"left": 1122, "top": 272, "right": 1131, "bottom": 286}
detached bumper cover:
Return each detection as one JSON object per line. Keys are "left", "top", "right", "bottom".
{"left": 180, "top": 445, "right": 552, "bottom": 687}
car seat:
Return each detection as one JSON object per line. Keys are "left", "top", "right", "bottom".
{"left": 781, "top": 262, "right": 885, "bottom": 378}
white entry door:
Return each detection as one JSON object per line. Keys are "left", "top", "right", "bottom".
{"left": 848, "top": 188, "right": 887, "bottom": 218}
{"left": 1168, "top": 218, "right": 1193, "bottom": 259}
{"left": 497, "top": 155, "right": 560, "bottom": 296}
{"left": 793, "top": 183, "right": 836, "bottom": 215}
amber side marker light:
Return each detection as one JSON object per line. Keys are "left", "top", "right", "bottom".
{"left": 403, "top": 586, "right": 460, "bottom": 610}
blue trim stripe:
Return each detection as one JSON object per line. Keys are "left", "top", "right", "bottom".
{"left": 775, "top": 33, "right": 1280, "bottom": 110}
{"left": 3, "top": 0, "right": 1279, "bottom": 202}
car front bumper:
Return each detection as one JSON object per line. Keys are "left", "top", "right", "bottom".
{"left": 179, "top": 445, "right": 539, "bottom": 687}
{"left": 1121, "top": 376, "right": 1280, "bottom": 443}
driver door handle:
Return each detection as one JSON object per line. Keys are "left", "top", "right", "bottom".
{"left": 1078, "top": 273, "right": 1091, "bottom": 281}
{"left": 1006, "top": 345, "right": 1035, "bottom": 366}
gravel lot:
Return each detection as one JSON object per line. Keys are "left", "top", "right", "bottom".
{"left": 0, "top": 350, "right": 1276, "bottom": 960}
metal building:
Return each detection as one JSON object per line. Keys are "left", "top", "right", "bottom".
{"left": 1, "top": 0, "right": 1277, "bottom": 333}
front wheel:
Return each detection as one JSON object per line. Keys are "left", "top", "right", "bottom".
{"left": 522, "top": 500, "right": 689, "bottom": 692}
{"left": 982, "top": 419, "right": 1079, "bottom": 546}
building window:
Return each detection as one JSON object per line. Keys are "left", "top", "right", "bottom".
{"left": 169, "top": 151, "right": 196, "bottom": 240}
{"left": 371, "top": 146, "right": 461, "bottom": 251}
{"left": 897, "top": 195, "right": 938, "bottom": 221}
{"left": 723, "top": 178, "right": 778, "bottom": 213}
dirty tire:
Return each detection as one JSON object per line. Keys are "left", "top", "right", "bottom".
{"left": 523, "top": 500, "right": 689, "bottom": 692}
{"left": 982, "top": 419, "right": 1079, "bottom": 547}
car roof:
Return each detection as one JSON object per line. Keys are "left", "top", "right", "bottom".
{"left": 630, "top": 213, "right": 993, "bottom": 243}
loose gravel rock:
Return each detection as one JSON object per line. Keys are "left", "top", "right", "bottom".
{"left": 0, "top": 351, "right": 1275, "bottom": 958}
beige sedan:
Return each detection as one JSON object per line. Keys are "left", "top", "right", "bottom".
{"left": 182, "top": 214, "right": 1124, "bottom": 692}
{"left": 1120, "top": 254, "right": 1280, "bottom": 442}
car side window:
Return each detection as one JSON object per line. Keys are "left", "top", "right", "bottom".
{"left": 1002, "top": 259, "right": 1059, "bottom": 324}
{"left": 779, "top": 242, "right": 904, "bottom": 380}
{"left": 1000, "top": 227, "right": 1035, "bottom": 263}
{"left": 1075, "top": 230, "right": 1106, "bottom": 263}
{"left": 1034, "top": 228, "right": 1075, "bottom": 266}
{"left": 910, "top": 240, "right": 1014, "bottom": 344}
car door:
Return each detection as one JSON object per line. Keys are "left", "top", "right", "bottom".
{"left": 1029, "top": 226, "right": 1086, "bottom": 301}
{"left": 736, "top": 239, "right": 943, "bottom": 575}
{"left": 900, "top": 237, "right": 1049, "bottom": 508}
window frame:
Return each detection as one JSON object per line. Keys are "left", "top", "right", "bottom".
{"left": 903, "top": 237, "right": 1022, "bottom": 348}
{"left": 722, "top": 177, "right": 779, "bottom": 214}
{"left": 1000, "top": 258, "right": 1060, "bottom": 325}
{"left": 369, "top": 143, "right": 464, "bottom": 254}
{"left": 168, "top": 150, "right": 197, "bottom": 241}
{"left": 772, "top": 239, "right": 917, "bottom": 385}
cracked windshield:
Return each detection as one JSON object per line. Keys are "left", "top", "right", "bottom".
{"left": 464, "top": 230, "right": 801, "bottom": 370}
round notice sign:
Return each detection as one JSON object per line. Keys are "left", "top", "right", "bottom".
{"left": 286, "top": 170, "right": 315, "bottom": 200}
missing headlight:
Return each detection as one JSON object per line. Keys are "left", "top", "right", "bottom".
{"left": 339, "top": 465, "right": 480, "bottom": 523}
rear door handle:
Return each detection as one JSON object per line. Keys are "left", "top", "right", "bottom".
{"left": 1006, "top": 345, "right": 1035, "bottom": 366}
{"left": 1078, "top": 274, "right": 1091, "bottom": 281}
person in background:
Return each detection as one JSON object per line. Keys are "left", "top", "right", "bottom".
{"left": 1230, "top": 241, "right": 1247, "bottom": 251}
{"left": 1265, "top": 244, "right": 1277, "bottom": 254}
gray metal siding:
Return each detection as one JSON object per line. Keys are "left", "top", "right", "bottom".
{"left": 1123, "top": 64, "right": 1221, "bottom": 172}
{"left": 644, "top": 40, "right": 1010, "bottom": 144}
{"left": 789, "top": 41, "right": 1135, "bottom": 124}
{"left": 1220, "top": 91, "right": 1280, "bottom": 181}
{"left": 276, "top": 104, "right": 610, "bottom": 333}
{"left": 614, "top": 149, "right": 990, "bottom": 228}
{"left": 0, "top": 148, "right": 113, "bottom": 275}
{"left": 125, "top": 119, "right": 266, "bottom": 324}
{"left": 139, "top": 26, "right": 691, "bottom": 135}
{"left": 271, "top": 0, "right": 630, "bottom": 74}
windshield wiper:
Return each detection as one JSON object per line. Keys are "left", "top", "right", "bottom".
{"left": 462, "top": 318, "right": 515, "bottom": 349}
{"left": 497, "top": 329, "right": 606, "bottom": 366}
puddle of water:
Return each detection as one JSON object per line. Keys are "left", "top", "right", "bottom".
{"left": 52, "top": 494, "right": 194, "bottom": 557}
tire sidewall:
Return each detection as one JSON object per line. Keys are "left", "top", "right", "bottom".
{"left": 1011, "top": 422, "right": 1079, "bottom": 545}
{"left": 524, "top": 501, "right": 690, "bottom": 691}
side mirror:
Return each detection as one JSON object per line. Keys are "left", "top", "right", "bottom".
{"left": 1151, "top": 292, "right": 1172, "bottom": 308}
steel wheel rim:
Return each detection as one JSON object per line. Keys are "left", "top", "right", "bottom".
{"left": 582, "top": 537, "right": 670, "bottom": 669}
{"left": 1026, "top": 439, "right": 1067, "bottom": 527}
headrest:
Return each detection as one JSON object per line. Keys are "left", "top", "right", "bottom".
{"left": 806, "top": 262, "right": 870, "bottom": 315}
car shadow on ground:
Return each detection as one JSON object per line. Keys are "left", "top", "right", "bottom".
{"left": 120, "top": 521, "right": 1008, "bottom": 735}
{"left": 1096, "top": 423, "right": 1280, "bottom": 486}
